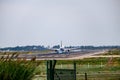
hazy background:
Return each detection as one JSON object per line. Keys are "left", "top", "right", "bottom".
{"left": 0, "top": 0, "right": 120, "bottom": 48}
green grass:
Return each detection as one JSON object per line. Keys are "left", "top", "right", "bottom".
{"left": 33, "top": 57, "right": 120, "bottom": 80}
{"left": 1, "top": 51, "right": 120, "bottom": 80}
{"left": 103, "top": 49, "right": 120, "bottom": 55}
{"left": 0, "top": 54, "right": 38, "bottom": 80}
{"left": 33, "top": 63, "right": 120, "bottom": 80}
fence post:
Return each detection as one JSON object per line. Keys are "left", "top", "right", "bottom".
{"left": 74, "top": 61, "right": 76, "bottom": 80}
{"left": 85, "top": 73, "right": 87, "bottom": 80}
{"left": 50, "top": 60, "right": 53, "bottom": 80}
{"left": 52, "top": 60, "right": 56, "bottom": 80}
{"left": 46, "top": 61, "right": 49, "bottom": 80}
{"left": 88, "top": 63, "right": 89, "bottom": 68}
{"left": 46, "top": 60, "right": 56, "bottom": 80}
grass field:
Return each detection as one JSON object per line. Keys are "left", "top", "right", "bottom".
{"left": 33, "top": 57, "right": 120, "bottom": 80}
{"left": 0, "top": 49, "right": 120, "bottom": 80}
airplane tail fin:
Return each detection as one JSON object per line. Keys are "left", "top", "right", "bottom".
{"left": 60, "top": 41, "right": 62, "bottom": 47}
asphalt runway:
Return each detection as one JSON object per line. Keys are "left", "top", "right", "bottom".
{"left": 19, "top": 49, "right": 106, "bottom": 60}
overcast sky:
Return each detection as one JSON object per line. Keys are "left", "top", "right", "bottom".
{"left": 0, "top": 0, "right": 120, "bottom": 48}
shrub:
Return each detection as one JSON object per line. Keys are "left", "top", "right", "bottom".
{"left": 0, "top": 54, "right": 37, "bottom": 80}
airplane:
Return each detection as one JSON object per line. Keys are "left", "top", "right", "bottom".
{"left": 50, "top": 41, "right": 70, "bottom": 54}
{"left": 51, "top": 41, "right": 80, "bottom": 54}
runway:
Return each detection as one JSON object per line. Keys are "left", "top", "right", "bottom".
{"left": 19, "top": 50, "right": 108, "bottom": 60}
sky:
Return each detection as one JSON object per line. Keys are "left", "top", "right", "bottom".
{"left": 0, "top": 0, "right": 120, "bottom": 48}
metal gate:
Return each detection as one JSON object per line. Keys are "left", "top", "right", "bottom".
{"left": 46, "top": 60, "right": 76, "bottom": 80}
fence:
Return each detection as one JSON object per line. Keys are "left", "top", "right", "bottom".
{"left": 33, "top": 60, "right": 120, "bottom": 80}
{"left": 46, "top": 60, "right": 76, "bottom": 80}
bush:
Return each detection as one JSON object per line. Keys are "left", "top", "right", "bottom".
{"left": 0, "top": 54, "right": 37, "bottom": 80}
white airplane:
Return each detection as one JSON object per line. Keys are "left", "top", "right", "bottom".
{"left": 52, "top": 41, "right": 70, "bottom": 54}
